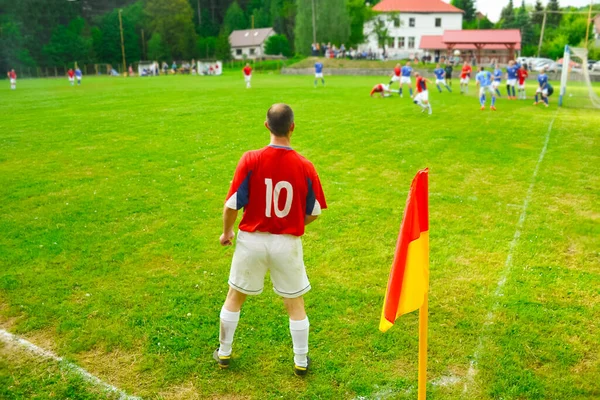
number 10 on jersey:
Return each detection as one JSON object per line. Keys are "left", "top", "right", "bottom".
{"left": 265, "top": 178, "right": 293, "bottom": 218}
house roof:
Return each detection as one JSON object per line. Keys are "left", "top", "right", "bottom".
{"left": 442, "top": 29, "right": 521, "bottom": 45}
{"left": 229, "top": 28, "right": 274, "bottom": 48}
{"left": 372, "top": 0, "right": 463, "bottom": 13}
{"left": 420, "top": 32, "right": 521, "bottom": 50}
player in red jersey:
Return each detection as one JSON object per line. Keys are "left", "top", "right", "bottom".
{"left": 370, "top": 83, "right": 397, "bottom": 97}
{"left": 67, "top": 68, "right": 75, "bottom": 86}
{"left": 243, "top": 63, "right": 252, "bottom": 88}
{"left": 460, "top": 61, "right": 472, "bottom": 94}
{"left": 215, "top": 104, "right": 327, "bottom": 376}
{"left": 7, "top": 69, "right": 17, "bottom": 90}
{"left": 517, "top": 64, "right": 529, "bottom": 100}
{"left": 413, "top": 72, "right": 432, "bottom": 115}
{"left": 388, "top": 63, "right": 401, "bottom": 88}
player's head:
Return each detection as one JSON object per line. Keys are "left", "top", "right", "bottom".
{"left": 414, "top": 72, "right": 420, "bottom": 78}
{"left": 265, "top": 104, "right": 295, "bottom": 137}
{"left": 463, "top": 61, "right": 468, "bottom": 66}
{"left": 520, "top": 64, "right": 526, "bottom": 70}
{"left": 246, "top": 63, "right": 250, "bottom": 67}
{"left": 509, "top": 60, "right": 514, "bottom": 66}
{"left": 436, "top": 63, "right": 440, "bottom": 68}
{"left": 406, "top": 61, "right": 411, "bottom": 66}
{"left": 11, "top": 69, "right": 14, "bottom": 72}
{"left": 395, "top": 63, "right": 400, "bottom": 68}
{"left": 479, "top": 66, "right": 485, "bottom": 72}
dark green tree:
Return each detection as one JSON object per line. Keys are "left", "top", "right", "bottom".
{"left": 43, "top": 17, "right": 92, "bottom": 66}
{"left": 147, "top": 33, "right": 170, "bottom": 61}
{"left": 93, "top": 10, "right": 141, "bottom": 65}
{"left": 451, "top": 0, "right": 476, "bottom": 23}
{"left": 224, "top": 1, "right": 247, "bottom": 34}
{"left": 347, "top": 0, "right": 372, "bottom": 47}
{"left": 196, "top": 36, "right": 217, "bottom": 58}
{"left": 532, "top": 0, "right": 544, "bottom": 25}
{"left": 499, "top": 0, "right": 515, "bottom": 27}
{"left": 368, "top": 16, "right": 393, "bottom": 54}
{"left": 145, "top": 0, "right": 197, "bottom": 59}
{"left": 215, "top": 29, "right": 232, "bottom": 60}
{"left": 546, "top": 0, "right": 562, "bottom": 27}
{"left": 264, "top": 34, "right": 292, "bottom": 56}
{"left": 271, "top": 0, "right": 296, "bottom": 52}
{"left": 0, "top": 20, "right": 36, "bottom": 72}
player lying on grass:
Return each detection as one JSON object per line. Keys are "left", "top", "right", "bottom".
{"left": 433, "top": 63, "right": 452, "bottom": 93}
{"left": 533, "top": 68, "right": 551, "bottom": 107}
{"left": 476, "top": 67, "right": 497, "bottom": 111}
{"left": 215, "top": 103, "right": 327, "bottom": 377}
{"left": 412, "top": 72, "right": 432, "bottom": 115}
{"left": 370, "top": 83, "right": 398, "bottom": 98}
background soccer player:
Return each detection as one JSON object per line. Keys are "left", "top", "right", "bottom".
{"left": 476, "top": 67, "right": 497, "bottom": 111}
{"left": 243, "top": 63, "right": 252, "bottom": 88}
{"left": 389, "top": 63, "right": 401, "bottom": 89}
{"left": 460, "top": 61, "right": 472, "bottom": 94}
{"left": 7, "top": 69, "right": 17, "bottom": 90}
{"left": 517, "top": 64, "right": 529, "bottom": 100}
{"left": 370, "top": 83, "right": 397, "bottom": 98}
{"left": 413, "top": 72, "right": 432, "bottom": 115}
{"left": 506, "top": 60, "right": 520, "bottom": 99}
{"left": 433, "top": 63, "right": 451, "bottom": 93}
{"left": 67, "top": 68, "right": 75, "bottom": 86}
{"left": 314, "top": 61, "right": 324, "bottom": 87}
{"left": 534, "top": 68, "right": 549, "bottom": 107}
{"left": 399, "top": 61, "right": 413, "bottom": 98}
{"left": 444, "top": 62, "right": 453, "bottom": 88}
{"left": 492, "top": 63, "right": 503, "bottom": 97}
{"left": 215, "top": 103, "right": 327, "bottom": 377}
{"left": 75, "top": 67, "right": 82, "bottom": 86}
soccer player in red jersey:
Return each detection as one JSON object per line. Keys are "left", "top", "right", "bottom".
{"left": 413, "top": 72, "right": 432, "bottom": 115}
{"left": 517, "top": 64, "right": 529, "bottom": 100}
{"left": 215, "top": 104, "right": 327, "bottom": 376}
{"left": 7, "top": 69, "right": 17, "bottom": 90}
{"left": 460, "top": 61, "right": 472, "bottom": 94}
{"left": 67, "top": 68, "right": 75, "bottom": 86}
{"left": 388, "top": 63, "right": 401, "bottom": 88}
{"left": 243, "top": 63, "right": 252, "bottom": 88}
{"left": 370, "top": 83, "right": 397, "bottom": 97}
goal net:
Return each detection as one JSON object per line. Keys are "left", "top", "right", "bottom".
{"left": 197, "top": 61, "right": 223, "bottom": 76}
{"left": 559, "top": 46, "right": 600, "bottom": 109}
{"left": 137, "top": 61, "right": 158, "bottom": 77}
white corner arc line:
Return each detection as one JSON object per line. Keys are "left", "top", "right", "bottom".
{"left": 0, "top": 329, "right": 141, "bottom": 400}
{"left": 463, "top": 113, "right": 557, "bottom": 394}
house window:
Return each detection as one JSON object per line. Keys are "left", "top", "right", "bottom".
{"left": 250, "top": 48, "right": 255, "bottom": 55}
{"left": 236, "top": 49, "right": 242, "bottom": 56}
{"left": 435, "top": 18, "right": 442, "bottom": 27}
{"left": 398, "top": 37, "right": 405, "bottom": 48}
{"left": 409, "top": 18, "right": 415, "bottom": 27}
{"left": 408, "top": 37, "right": 415, "bottom": 49}
{"left": 394, "top": 17, "right": 401, "bottom": 28}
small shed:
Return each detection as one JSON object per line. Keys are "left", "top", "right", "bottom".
{"left": 229, "top": 28, "right": 276, "bottom": 60}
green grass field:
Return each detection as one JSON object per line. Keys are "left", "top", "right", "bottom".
{"left": 1, "top": 72, "right": 599, "bottom": 400}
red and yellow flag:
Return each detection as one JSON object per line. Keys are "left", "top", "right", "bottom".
{"left": 380, "top": 168, "right": 429, "bottom": 332}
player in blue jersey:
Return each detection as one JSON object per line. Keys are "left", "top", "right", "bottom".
{"left": 399, "top": 61, "right": 413, "bottom": 98}
{"left": 475, "top": 67, "right": 497, "bottom": 111}
{"left": 506, "top": 60, "right": 520, "bottom": 99}
{"left": 533, "top": 68, "right": 550, "bottom": 107}
{"left": 75, "top": 67, "right": 82, "bottom": 85}
{"left": 433, "top": 63, "right": 451, "bottom": 93}
{"left": 492, "top": 63, "right": 502, "bottom": 97}
{"left": 314, "top": 61, "right": 324, "bottom": 87}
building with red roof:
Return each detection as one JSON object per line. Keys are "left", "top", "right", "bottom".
{"left": 362, "top": 0, "right": 464, "bottom": 57}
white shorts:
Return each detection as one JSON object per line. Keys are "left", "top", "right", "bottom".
{"left": 77, "top": 76, "right": 82, "bottom": 81}
{"left": 479, "top": 86, "right": 495, "bottom": 96}
{"left": 435, "top": 79, "right": 445, "bottom": 85}
{"left": 10, "top": 79, "right": 16, "bottom": 84}
{"left": 244, "top": 75, "right": 251, "bottom": 82}
{"left": 518, "top": 83, "right": 525, "bottom": 89}
{"left": 69, "top": 77, "right": 74, "bottom": 82}
{"left": 391, "top": 75, "right": 400, "bottom": 82}
{"left": 315, "top": 72, "right": 323, "bottom": 79}
{"left": 536, "top": 87, "right": 548, "bottom": 96}
{"left": 414, "top": 90, "right": 429, "bottom": 102}
{"left": 460, "top": 77, "right": 470, "bottom": 84}
{"left": 507, "top": 78, "right": 517, "bottom": 86}
{"left": 228, "top": 231, "right": 310, "bottom": 298}
{"left": 400, "top": 76, "right": 411, "bottom": 85}
{"left": 492, "top": 81, "right": 501, "bottom": 89}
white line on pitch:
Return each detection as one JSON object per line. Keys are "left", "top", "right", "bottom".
{"left": 462, "top": 113, "right": 557, "bottom": 394}
{"left": 0, "top": 329, "right": 141, "bottom": 400}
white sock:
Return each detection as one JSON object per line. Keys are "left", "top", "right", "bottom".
{"left": 289, "top": 317, "right": 309, "bottom": 367}
{"left": 219, "top": 307, "right": 240, "bottom": 356}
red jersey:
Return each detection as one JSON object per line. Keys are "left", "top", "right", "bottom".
{"left": 8, "top": 71, "right": 16, "bottom": 79}
{"left": 370, "top": 84, "right": 386, "bottom": 95}
{"left": 416, "top": 76, "right": 427, "bottom": 93}
{"left": 68, "top": 69, "right": 75, "bottom": 78}
{"left": 225, "top": 145, "right": 327, "bottom": 237}
{"left": 393, "top": 67, "right": 401, "bottom": 76}
{"left": 243, "top": 66, "right": 252, "bottom": 76}
{"left": 461, "top": 65, "right": 472, "bottom": 79}
{"left": 517, "top": 69, "right": 528, "bottom": 85}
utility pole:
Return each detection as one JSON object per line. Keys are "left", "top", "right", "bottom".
{"left": 537, "top": 11, "right": 547, "bottom": 58}
{"left": 585, "top": 0, "right": 593, "bottom": 48}
{"left": 119, "top": 9, "right": 127, "bottom": 74}
{"left": 312, "top": 0, "right": 317, "bottom": 44}
{"left": 197, "top": 0, "right": 202, "bottom": 26}
{"left": 141, "top": 29, "right": 146, "bottom": 60}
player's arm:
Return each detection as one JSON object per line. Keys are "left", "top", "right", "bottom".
{"left": 305, "top": 215, "right": 318, "bottom": 225}
{"left": 221, "top": 206, "right": 238, "bottom": 246}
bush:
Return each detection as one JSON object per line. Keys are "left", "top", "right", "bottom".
{"left": 264, "top": 35, "right": 292, "bottom": 57}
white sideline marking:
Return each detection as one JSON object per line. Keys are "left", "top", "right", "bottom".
{"left": 0, "top": 329, "right": 141, "bottom": 400}
{"left": 463, "top": 114, "right": 557, "bottom": 394}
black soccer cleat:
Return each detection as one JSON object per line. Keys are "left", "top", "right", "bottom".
{"left": 294, "top": 356, "right": 311, "bottom": 377}
{"left": 213, "top": 348, "right": 231, "bottom": 369}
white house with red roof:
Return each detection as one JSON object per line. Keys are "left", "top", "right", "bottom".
{"left": 362, "top": 0, "right": 464, "bottom": 57}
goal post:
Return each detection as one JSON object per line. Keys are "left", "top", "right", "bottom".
{"left": 559, "top": 45, "right": 600, "bottom": 109}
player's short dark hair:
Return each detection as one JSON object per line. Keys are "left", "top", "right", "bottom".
{"left": 266, "top": 104, "right": 294, "bottom": 137}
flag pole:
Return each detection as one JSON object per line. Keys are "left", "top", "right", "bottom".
{"left": 417, "top": 292, "right": 428, "bottom": 400}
